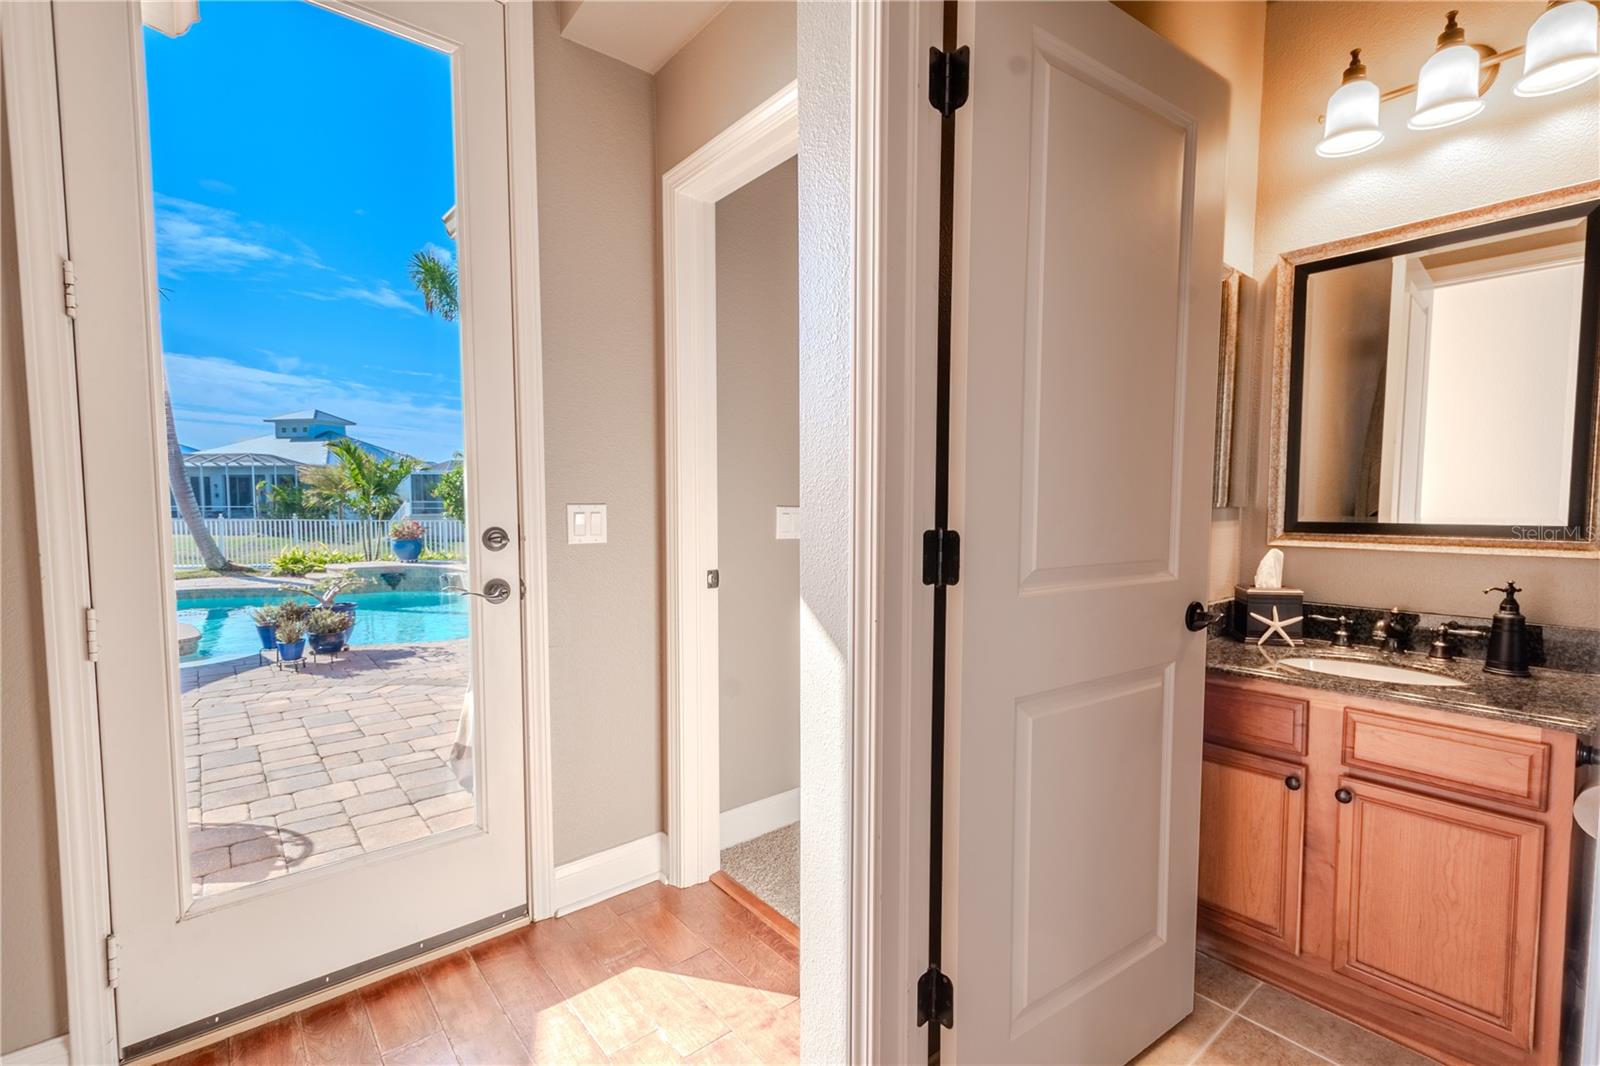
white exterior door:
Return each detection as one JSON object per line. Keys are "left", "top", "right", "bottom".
{"left": 52, "top": 2, "right": 530, "bottom": 1055}
{"left": 946, "top": 2, "right": 1227, "bottom": 1062}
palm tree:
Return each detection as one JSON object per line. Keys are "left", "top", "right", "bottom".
{"left": 408, "top": 249, "right": 458, "bottom": 321}
{"left": 325, "top": 439, "right": 420, "bottom": 558}
{"left": 166, "top": 388, "right": 238, "bottom": 571}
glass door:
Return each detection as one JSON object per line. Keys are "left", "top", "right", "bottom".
{"left": 52, "top": 1, "right": 529, "bottom": 1055}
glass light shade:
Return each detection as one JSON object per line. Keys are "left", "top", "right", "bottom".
{"left": 1517, "top": 1, "right": 1600, "bottom": 96}
{"left": 1318, "top": 78, "right": 1385, "bottom": 157}
{"left": 1409, "top": 43, "right": 1486, "bottom": 128}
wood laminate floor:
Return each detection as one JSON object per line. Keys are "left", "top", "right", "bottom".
{"left": 162, "top": 881, "right": 798, "bottom": 1065}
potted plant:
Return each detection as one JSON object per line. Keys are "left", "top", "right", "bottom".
{"left": 390, "top": 519, "right": 426, "bottom": 561}
{"left": 306, "top": 608, "right": 355, "bottom": 654}
{"left": 249, "top": 605, "right": 280, "bottom": 651}
{"left": 274, "top": 617, "right": 307, "bottom": 662}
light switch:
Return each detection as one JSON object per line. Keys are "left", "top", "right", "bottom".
{"left": 775, "top": 505, "right": 800, "bottom": 540}
{"left": 567, "top": 503, "right": 607, "bottom": 545}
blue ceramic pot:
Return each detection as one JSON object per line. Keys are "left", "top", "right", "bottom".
{"left": 392, "top": 538, "right": 423, "bottom": 561}
{"left": 277, "top": 638, "right": 306, "bottom": 662}
{"left": 309, "top": 632, "right": 347, "bottom": 654}
{"left": 255, "top": 624, "right": 277, "bottom": 650}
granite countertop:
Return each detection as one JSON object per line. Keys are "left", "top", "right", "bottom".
{"left": 1207, "top": 635, "right": 1600, "bottom": 735}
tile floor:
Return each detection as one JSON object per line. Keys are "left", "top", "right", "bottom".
{"left": 1133, "top": 952, "right": 1439, "bottom": 1066}
{"left": 183, "top": 641, "right": 471, "bottom": 896}
{"left": 161, "top": 880, "right": 799, "bottom": 1065}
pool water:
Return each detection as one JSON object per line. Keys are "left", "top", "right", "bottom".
{"left": 177, "top": 590, "right": 468, "bottom": 663}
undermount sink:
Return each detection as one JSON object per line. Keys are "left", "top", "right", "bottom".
{"left": 1278, "top": 656, "right": 1468, "bottom": 688}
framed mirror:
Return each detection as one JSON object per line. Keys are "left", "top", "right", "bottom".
{"left": 1269, "top": 185, "right": 1600, "bottom": 553}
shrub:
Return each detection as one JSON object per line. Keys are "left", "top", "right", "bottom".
{"left": 390, "top": 519, "right": 426, "bottom": 542}
{"left": 249, "top": 606, "right": 280, "bottom": 627}
{"left": 274, "top": 618, "right": 306, "bottom": 644}
{"left": 270, "top": 544, "right": 362, "bottom": 576}
{"left": 306, "top": 608, "right": 354, "bottom": 636}
{"left": 276, "top": 600, "right": 312, "bottom": 624}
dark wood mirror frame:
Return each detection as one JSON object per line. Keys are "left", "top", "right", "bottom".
{"left": 1268, "top": 183, "right": 1600, "bottom": 555}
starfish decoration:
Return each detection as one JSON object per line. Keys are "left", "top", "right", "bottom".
{"left": 1250, "top": 604, "right": 1303, "bottom": 647}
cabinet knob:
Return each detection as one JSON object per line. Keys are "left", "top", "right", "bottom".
{"left": 1335, "top": 787, "right": 1354, "bottom": 804}
{"left": 1285, "top": 775, "right": 1302, "bottom": 791}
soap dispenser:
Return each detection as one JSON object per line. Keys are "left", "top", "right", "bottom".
{"left": 1483, "top": 582, "right": 1532, "bottom": 677}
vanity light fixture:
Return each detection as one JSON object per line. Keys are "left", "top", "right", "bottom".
{"left": 1317, "top": 49, "right": 1385, "bottom": 157}
{"left": 1316, "top": 2, "right": 1600, "bottom": 158}
{"left": 1517, "top": 0, "right": 1600, "bottom": 96}
{"left": 1410, "top": 11, "right": 1488, "bottom": 128}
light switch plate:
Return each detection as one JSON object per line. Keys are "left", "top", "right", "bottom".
{"left": 567, "top": 503, "right": 607, "bottom": 545}
{"left": 775, "top": 505, "right": 800, "bottom": 540}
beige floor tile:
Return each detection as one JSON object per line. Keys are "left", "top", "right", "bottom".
{"left": 1196, "top": 1018, "right": 1327, "bottom": 1065}
{"left": 1131, "top": 996, "right": 1231, "bottom": 1065}
{"left": 1240, "top": 982, "right": 1437, "bottom": 1066}
{"left": 1195, "top": 952, "right": 1260, "bottom": 1010}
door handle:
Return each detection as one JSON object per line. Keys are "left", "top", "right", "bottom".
{"left": 1185, "top": 601, "right": 1223, "bottom": 632}
{"left": 454, "top": 578, "right": 512, "bottom": 604}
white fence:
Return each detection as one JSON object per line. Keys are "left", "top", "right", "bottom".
{"left": 172, "top": 518, "right": 466, "bottom": 570}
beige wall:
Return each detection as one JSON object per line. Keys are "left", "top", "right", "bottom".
{"left": 532, "top": 3, "right": 664, "bottom": 865}
{"left": 1242, "top": 1, "right": 1600, "bottom": 627}
{"left": 716, "top": 158, "right": 800, "bottom": 814}
{"left": 654, "top": 1, "right": 796, "bottom": 176}
{"left": 1, "top": 85, "right": 71, "bottom": 1053}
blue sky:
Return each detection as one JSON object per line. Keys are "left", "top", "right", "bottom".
{"left": 145, "top": 1, "right": 464, "bottom": 460}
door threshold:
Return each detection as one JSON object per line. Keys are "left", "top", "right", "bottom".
{"left": 121, "top": 907, "right": 528, "bottom": 1064}
{"left": 709, "top": 870, "right": 798, "bottom": 947}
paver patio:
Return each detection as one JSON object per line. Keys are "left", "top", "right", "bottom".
{"left": 182, "top": 641, "right": 472, "bottom": 896}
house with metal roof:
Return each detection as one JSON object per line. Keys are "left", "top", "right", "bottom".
{"left": 176, "top": 411, "right": 455, "bottom": 519}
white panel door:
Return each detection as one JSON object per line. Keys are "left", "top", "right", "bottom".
{"left": 946, "top": 3, "right": 1227, "bottom": 1062}
{"left": 52, "top": 2, "right": 529, "bottom": 1054}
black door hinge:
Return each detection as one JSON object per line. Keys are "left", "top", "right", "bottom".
{"left": 917, "top": 965, "right": 954, "bottom": 1029}
{"left": 928, "top": 46, "right": 970, "bottom": 118}
{"left": 921, "top": 529, "right": 961, "bottom": 587}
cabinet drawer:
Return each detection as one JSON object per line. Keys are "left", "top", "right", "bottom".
{"left": 1205, "top": 683, "right": 1308, "bottom": 757}
{"left": 1341, "top": 708, "right": 1550, "bottom": 811}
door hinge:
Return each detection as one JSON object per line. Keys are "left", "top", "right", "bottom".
{"left": 917, "top": 965, "right": 954, "bottom": 1029}
{"left": 62, "top": 258, "right": 79, "bottom": 319}
{"left": 921, "top": 529, "right": 961, "bottom": 587}
{"left": 105, "top": 934, "right": 120, "bottom": 988}
{"left": 85, "top": 606, "right": 100, "bottom": 662}
{"left": 928, "top": 45, "right": 970, "bottom": 118}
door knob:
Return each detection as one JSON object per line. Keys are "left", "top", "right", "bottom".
{"left": 1335, "top": 787, "right": 1354, "bottom": 804}
{"left": 455, "top": 578, "right": 512, "bottom": 604}
{"left": 1285, "top": 775, "right": 1302, "bottom": 791}
{"left": 1186, "top": 601, "right": 1223, "bottom": 632}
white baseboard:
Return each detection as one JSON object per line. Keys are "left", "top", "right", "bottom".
{"left": 720, "top": 787, "right": 800, "bottom": 849}
{"left": 2, "top": 1036, "right": 70, "bottom": 1065}
{"left": 551, "top": 832, "right": 665, "bottom": 915}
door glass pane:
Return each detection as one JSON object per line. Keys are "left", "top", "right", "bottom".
{"left": 144, "top": 1, "right": 477, "bottom": 899}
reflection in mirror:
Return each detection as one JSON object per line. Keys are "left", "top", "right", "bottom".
{"left": 1292, "top": 207, "right": 1593, "bottom": 531}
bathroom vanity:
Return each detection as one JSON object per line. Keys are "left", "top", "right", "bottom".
{"left": 1198, "top": 640, "right": 1600, "bottom": 1066}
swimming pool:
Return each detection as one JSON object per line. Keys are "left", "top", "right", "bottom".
{"left": 176, "top": 589, "right": 468, "bottom": 663}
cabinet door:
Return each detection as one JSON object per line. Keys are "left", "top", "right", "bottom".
{"left": 1198, "top": 743, "right": 1306, "bottom": 954}
{"left": 1333, "top": 777, "right": 1543, "bottom": 1049}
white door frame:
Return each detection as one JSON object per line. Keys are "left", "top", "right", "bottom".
{"left": 661, "top": 81, "right": 799, "bottom": 888}
{"left": 6, "top": 1, "right": 555, "bottom": 1058}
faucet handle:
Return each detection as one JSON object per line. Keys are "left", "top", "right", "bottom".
{"left": 1309, "top": 613, "right": 1354, "bottom": 647}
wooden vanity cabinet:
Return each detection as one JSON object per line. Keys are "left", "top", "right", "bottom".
{"left": 1197, "top": 675, "right": 1580, "bottom": 1066}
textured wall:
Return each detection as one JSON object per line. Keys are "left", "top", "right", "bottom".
{"left": 1241, "top": 1, "right": 1600, "bottom": 627}
{"left": 1, "top": 84, "right": 71, "bottom": 1053}
{"left": 532, "top": 2, "right": 664, "bottom": 865}
{"left": 796, "top": 0, "right": 851, "bottom": 1058}
{"left": 716, "top": 159, "right": 801, "bottom": 815}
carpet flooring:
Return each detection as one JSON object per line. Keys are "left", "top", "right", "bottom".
{"left": 720, "top": 822, "right": 799, "bottom": 924}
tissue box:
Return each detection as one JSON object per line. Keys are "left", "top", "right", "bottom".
{"left": 1232, "top": 584, "right": 1304, "bottom": 644}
